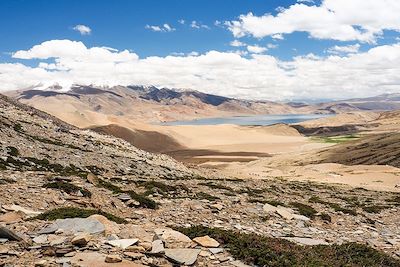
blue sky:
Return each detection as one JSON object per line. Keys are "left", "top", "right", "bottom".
{"left": 0, "top": 0, "right": 399, "bottom": 100}
{"left": 0, "top": 0, "right": 361, "bottom": 60}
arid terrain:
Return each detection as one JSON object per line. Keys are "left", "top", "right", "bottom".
{"left": 0, "top": 87, "right": 400, "bottom": 266}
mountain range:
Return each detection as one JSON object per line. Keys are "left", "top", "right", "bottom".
{"left": 7, "top": 85, "right": 400, "bottom": 125}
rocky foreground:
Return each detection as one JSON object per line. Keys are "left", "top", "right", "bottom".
{"left": 0, "top": 94, "right": 400, "bottom": 266}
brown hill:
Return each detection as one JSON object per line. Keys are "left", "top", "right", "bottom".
{"left": 91, "top": 124, "right": 185, "bottom": 153}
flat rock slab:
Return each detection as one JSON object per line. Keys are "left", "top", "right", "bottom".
{"left": 107, "top": 238, "right": 139, "bottom": 249}
{"left": 285, "top": 237, "right": 328, "bottom": 246}
{"left": 193, "top": 235, "right": 220, "bottom": 248}
{"left": 2, "top": 205, "right": 41, "bottom": 216}
{"left": 38, "top": 218, "right": 105, "bottom": 234}
{"left": 0, "top": 212, "right": 23, "bottom": 224}
{"left": 71, "top": 252, "right": 145, "bottom": 267}
{"left": 165, "top": 248, "right": 201, "bottom": 265}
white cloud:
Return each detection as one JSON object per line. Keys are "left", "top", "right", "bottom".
{"left": 230, "top": 40, "right": 246, "bottom": 47}
{"left": 2, "top": 39, "right": 400, "bottom": 101}
{"left": 190, "top": 21, "right": 210, "bottom": 29}
{"left": 267, "top": 43, "right": 278, "bottom": 49}
{"left": 225, "top": 0, "right": 400, "bottom": 43}
{"left": 178, "top": 19, "right": 185, "bottom": 25}
{"left": 145, "top": 23, "right": 175, "bottom": 32}
{"left": 73, "top": 25, "right": 91, "bottom": 35}
{"left": 327, "top": 44, "right": 360, "bottom": 54}
{"left": 247, "top": 45, "right": 268, "bottom": 54}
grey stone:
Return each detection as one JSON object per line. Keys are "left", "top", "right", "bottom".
{"left": 0, "top": 226, "right": 22, "bottom": 241}
{"left": 150, "top": 239, "right": 164, "bottom": 254}
{"left": 118, "top": 193, "right": 131, "bottom": 202}
{"left": 209, "top": 248, "right": 224, "bottom": 254}
{"left": 32, "top": 235, "right": 48, "bottom": 244}
{"left": 38, "top": 218, "right": 105, "bottom": 234}
{"left": 165, "top": 248, "right": 201, "bottom": 265}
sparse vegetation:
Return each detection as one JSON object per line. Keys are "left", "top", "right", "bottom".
{"left": 32, "top": 207, "right": 127, "bottom": 224}
{"left": 6, "top": 146, "right": 19, "bottom": 157}
{"left": 362, "top": 205, "right": 390, "bottom": 214}
{"left": 43, "top": 181, "right": 92, "bottom": 197}
{"left": 290, "top": 202, "right": 317, "bottom": 218}
{"left": 248, "top": 198, "right": 286, "bottom": 207}
{"left": 319, "top": 213, "right": 332, "bottom": 223}
{"left": 176, "top": 226, "right": 400, "bottom": 267}
{"left": 311, "top": 134, "right": 360, "bottom": 144}
{"left": 96, "top": 178, "right": 158, "bottom": 209}
{"left": 13, "top": 123, "right": 23, "bottom": 132}
{"left": 195, "top": 192, "right": 220, "bottom": 201}
{"left": 199, "top": 181, "right": 234, "bottom": 192}
{"left": 328, "top": 203, "right": 357, "bottom": 216}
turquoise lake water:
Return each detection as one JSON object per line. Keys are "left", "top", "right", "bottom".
{"left": 161, "top": 114, "right": 333, "bottom": 126}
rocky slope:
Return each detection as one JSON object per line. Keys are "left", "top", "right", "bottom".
{"left": 0, "top": 94, "right": 400, "bottom": 266}
{"left": 314, "top": 132, "right": 400, "bottom": 168}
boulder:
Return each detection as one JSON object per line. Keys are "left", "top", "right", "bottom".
{"left": 71, "top": 233, "right": 91, "bottom": 246}
{"left": 154, "top": 228, "right": 192, "bottom": 248}
{"left": 0, "top": 226, "right": 22, "bottom": 241}
{"left": 105, "top": 255, "right": 122, "bottom": 263}
{"left": 88, "top": 214, "right": 120, "bottom": 235}
{"left": 38, "top": 218, "right": 105, "bottom": 234}
{"left": 164, "top": 249, "right": 201, "bottom": 265}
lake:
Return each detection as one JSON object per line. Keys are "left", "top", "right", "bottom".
{"left": 161, "top": 114, "right": 333, "bottom": 126}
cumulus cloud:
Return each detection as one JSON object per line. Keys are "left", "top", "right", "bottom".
{"left": 73, "top": 25, "right": 91, "bottom": 35}
{"left": 327, "top": 44, "right": 360, "bottom": 54}
{"left": 225, "top": 0, "right": 400, "bottom": 43}
{"left": 145, "top": 23, "right": 175, "bottom": 32}
{"left": 1, "top": 39, "right": 400, "bottom": 101}
{"left": 230, "top": 40, "right": 246, "bottom": 47}
{"left": 190, "top": 21, "right": 210, "bottom": 29}
{"left": 247, "top": 45, "right": 268, "bottom": 54}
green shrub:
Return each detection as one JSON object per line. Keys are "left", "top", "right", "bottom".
{"left": 13, "top": 123, "right": 23, "bottom": 132}
{"left": 126, "top": 190, "right": 158, "bottom": 209}
{"left": 6, "top": 146, "right": 19, "bottom": 157}
{"left": 96, "top": 178, "right": 157, "bottom": 209}
{"left": 319, "top": 213, "right": 332, "bottom": 223}
{"left": 329, "top": 203, "right": 357, "bottom": 216}
{"left": 32, "top": 207, "right": 127, "bottom": 224}
{"left": 175, "top": 226, "right": 400, "bottom": 267}
{"left": 290, "top": 202, "right": 317, "bottom": 218}
{"left": 195, "top": 192, "right": 220, "bottom": 201}
{"left": 362, "top": 205, "right": 390, "bottom": 214}
{"left": 43, "top": 181, "right": 91, "bottom": 197}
